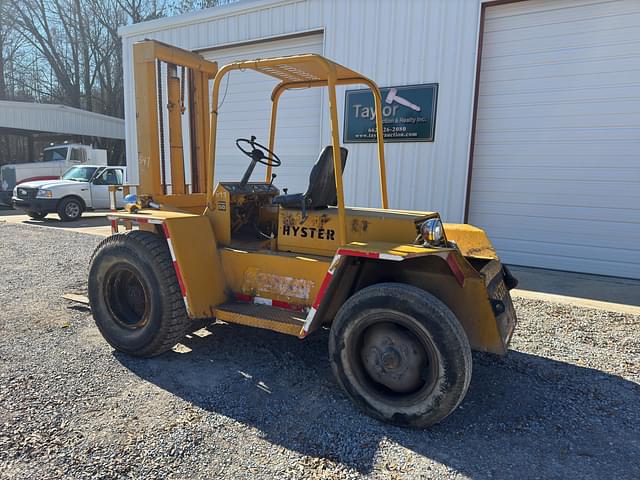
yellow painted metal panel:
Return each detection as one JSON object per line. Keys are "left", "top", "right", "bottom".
{"left": 444, "top": 223, "right": 498, "bottom": 260}
{"left": 207, "top": 184, "right": 232, "bottom": 245}
{"left": 110, "top": 209, "right": 199, "bottom": 221}
{"left": 409, "top": 259, "right": 505, "bottom": 353}
{"left": 164, "top": 216, "right": 227, "bottom": 317}
{"left": 277, "top": 206, "right": 437, "bottom": 257}
{"left": 136, "top": 40, "right": 218, "bottom": 75}
{"left": 340, "top": 241, "right": 446, "bottom": 258}
{"left": 214, "top": 309, "right": 303, "bottom": 336}
{"left": 133, "top": 43, "right": 162, "bottom": 197}
{"left": 152, "top": 193, "right": 208, "bottom": 210}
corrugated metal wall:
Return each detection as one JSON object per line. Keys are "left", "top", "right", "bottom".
{"left": 469, "top": 0, "right": 640, "bottom": 279}
{"left": 120, "top": 0, "right": 482, "bottom": 222}
{"left": 0, "top": 101, "right": 125, "bottom": 139}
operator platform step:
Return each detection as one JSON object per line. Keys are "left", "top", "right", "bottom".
{"left": 214, "top": 302, "right": 306, "bottom": 336}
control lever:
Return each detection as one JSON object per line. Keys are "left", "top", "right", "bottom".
{"left": 268, "top": 173, "right": 276, "bottom": 189}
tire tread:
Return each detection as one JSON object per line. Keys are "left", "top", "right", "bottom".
{"left": 329, "top": 282, "right": 472, "bottom": 428}
{"left": 89, "top": 230, "right": 190, "bottom": 357}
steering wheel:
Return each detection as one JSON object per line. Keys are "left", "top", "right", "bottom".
{"left": 235, "top": 137, "right": 281, "bottom": 167}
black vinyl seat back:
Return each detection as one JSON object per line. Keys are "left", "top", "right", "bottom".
{"left": 273, "top": 146, "right": 348, "bottom": 210}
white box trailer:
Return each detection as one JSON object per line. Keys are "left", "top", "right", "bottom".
{"left": 0, "top": 143, "right": 107, "bottom": 205}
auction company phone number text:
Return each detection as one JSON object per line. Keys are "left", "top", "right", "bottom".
{"left": 354, "top": 126, "right": 418, "bottom": 139}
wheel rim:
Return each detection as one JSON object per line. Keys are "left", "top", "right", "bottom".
{"left": 65, "top": 201, "right": 80, "bottom": 218}
{"left": 349, "top": 312, "right": 440, "bottom": 404}
{"left": 103, "top": 266, "right": 150, "bottom": 329}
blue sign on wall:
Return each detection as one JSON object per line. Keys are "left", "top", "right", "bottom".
{"left": 344, "top": 83, "right": 438, "bottom": 143}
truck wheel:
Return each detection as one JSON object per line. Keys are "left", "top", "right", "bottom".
{"left": 27, "top": 211, "right": 47, "bottom": 220}
{"left": 88, "top": 230, "right": 190, "bottom": 357}
{"left": 57, "top": 197, "right": 83, "bottom": 221}
{"left": 329, "top": 283, "right": 472, "bottom": 428}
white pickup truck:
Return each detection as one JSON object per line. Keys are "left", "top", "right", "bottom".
{"left": 11, "top": 165, "right": 126, "bottom": 221}
{"left": 0, "top": 143, "right": 107, "bottom": 205}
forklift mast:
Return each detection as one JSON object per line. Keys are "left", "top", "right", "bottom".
{"left": 132, "top": 40, "right": 218, "bottom": 212}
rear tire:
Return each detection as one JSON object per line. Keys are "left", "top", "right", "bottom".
{"left": 27, "top": 211, "right": 47, "bottom": 220}
{"left": 57, "top": 197, "right": 83, "bottom": 221}
{"left": 88, "top": 230, "right": 190, "bottom": 357}
{"left": 329, "top": 283, "right": 472, "bottom": 428}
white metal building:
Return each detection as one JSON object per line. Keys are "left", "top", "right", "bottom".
{"left": 119, "top": 0, "right": 640, "bottom": 279}
{"left": 0, "top": 100, "right": 125, "bottom": 139}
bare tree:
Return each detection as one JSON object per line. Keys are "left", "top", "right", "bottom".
{"left": 116, "top": 0, "right": 167, "bottom": 23}
{"left": 0, "top": 0, "right": 22, "bottom": 99}
{"left": 10, "top": 0, "right": 81, "bottom": 106}
{"left": 0, "top": 0, "right": 8, "bottom": 99}
{"left": 1, "top": 0, "right": 233, "bottom": 165}
{"left": 172, "top": 0, "right": 235, "bottom": 13}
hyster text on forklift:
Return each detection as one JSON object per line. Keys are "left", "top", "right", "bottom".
{"left": 88, "top": 40, "right": 518, "bottom": 428}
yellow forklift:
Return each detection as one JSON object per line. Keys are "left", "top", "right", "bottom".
{"left": 89, "top": 40, "right": 518, "bottom": 427}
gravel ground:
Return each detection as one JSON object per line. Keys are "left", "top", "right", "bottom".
{"left": 0, "top": 222, "right": 638, "bottom": 479}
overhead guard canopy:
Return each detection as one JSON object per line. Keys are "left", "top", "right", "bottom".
{"left": 209, "top": 53, "right": 389, "bottom": 245}
{"left": 217, "top": 53, "right": 364, "bottom": 86}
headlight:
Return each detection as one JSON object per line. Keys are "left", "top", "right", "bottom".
{"left": 36, "top": 189, "right": 53, "bottom": 198}
{"left": 420, "top": 218, "right": 444, "bottom": 245}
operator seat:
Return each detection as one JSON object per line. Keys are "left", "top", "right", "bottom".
{"left": 272, "top": 146, "right": 348, "bottom": 210}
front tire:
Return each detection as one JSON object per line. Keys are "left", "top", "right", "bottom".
{"left": 27, "top": 211, "right": 47, "bottom": 220}
{"left": 57, "top": 197, "right": 83, "bottom": 221}
{"left": 329, "top": 283, "right": 472, "bottom": 428}
{"left": 88, "top": 230, "right": 191, "bottom": 357}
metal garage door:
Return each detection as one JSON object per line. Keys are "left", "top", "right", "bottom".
{"left": 201, "top": 34, "right": 323, "bottom": 194}
{"left": 469, "top": 0, "right": 640, "bottom": 279}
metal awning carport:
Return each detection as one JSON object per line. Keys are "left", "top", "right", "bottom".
{"left": 0, "top": 100, "right": 125, "bottom": 139}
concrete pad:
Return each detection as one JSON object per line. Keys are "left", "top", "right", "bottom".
{"left": 0, "top": 207, "right": 111, "bottom": 236}
{"left": 512, "top": 289, "right": 640, "bottom": 315}
{"left": 508, "top": 264, "right": 640, "bottom": 314}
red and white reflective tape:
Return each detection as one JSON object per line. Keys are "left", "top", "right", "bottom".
{"left": 108, "top": 215, "right": 163, "bottom": 234}
{"left": 160, "top": 223, "right": 190, "bottom": 313}
{"left": 444, "top": 252, "right": 465, "bottom": 287}
{"left": 106, "top": 216, "right": 191, "bottom": 311}
{"left": 335, "top": 248, "right": 404, "bottom": 262}
{"left": 300, "top": 253, "right": 345, "bottom": 337}
{"left": 233, "top": 292, "right": 305, "bottom": 312}
{"left": 334, "top": 248, "right": 462, "bottom": 285}
{"left": 108, "top": 215, "right": 119, "bottom": 234}
{"left": 302, "top": 248, "right": 401, "bottom": 334}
